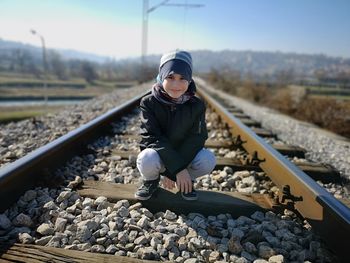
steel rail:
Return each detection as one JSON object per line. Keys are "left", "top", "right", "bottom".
{"left": 0, "top": 91, "right": 150, "bottom": 212}
{"left": 197, "top": 87, "right": 350, "bottom": 261}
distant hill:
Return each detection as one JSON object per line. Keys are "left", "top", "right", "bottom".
{"left": 118, "top": 50, "right": 350, "bottom": 80}
{"left": 1, "top": 38, "right": 350, "bottom": 79}
{"left": 0, "top": 39, "right": 110, "bottom": 63}
{"left": 144, "top": 50, "right": 350, "bottom": 78}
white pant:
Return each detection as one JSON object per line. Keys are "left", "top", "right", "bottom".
{"left": 136, "top": 148, "right": 216, "bottom": 181}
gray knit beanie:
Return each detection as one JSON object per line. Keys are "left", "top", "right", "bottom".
{"left": 159, "top": 50, "right": 193, "bottom": 71}
{"left": 158, "top": 50, "right": 193, "bottom": 83}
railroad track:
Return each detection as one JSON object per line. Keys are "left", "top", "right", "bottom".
{"left": 0, "top": 84, "right": 349, "bottom": 262}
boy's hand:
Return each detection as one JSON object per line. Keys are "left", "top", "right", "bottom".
{"left": 176, "top": 169, "right": 192, "bottom": 194}
{"left": 162, "top": 176, "right": 176, "bottom": 190}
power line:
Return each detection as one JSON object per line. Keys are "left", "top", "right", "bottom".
{"left": 141, "top": 0, "right": 204, "bottom": 65}
{"left": 181, "top": 0, "right": 189, "bottom": 48}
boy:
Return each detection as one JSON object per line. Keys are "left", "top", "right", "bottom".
{"left": 135, "top": 50, "right": 216, "bottom": 201}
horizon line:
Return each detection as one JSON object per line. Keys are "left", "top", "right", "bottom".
{"left": 1, "top": 37, "right": 349, "bottom": 61}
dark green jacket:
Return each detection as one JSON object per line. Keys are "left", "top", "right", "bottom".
{"left": 139, "top": 93, "right": 208, "bottom": 181}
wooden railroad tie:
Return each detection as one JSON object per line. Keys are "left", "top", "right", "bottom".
{"left": 0, "top": 243, "right": 155, "bottom": 263}
{"left": 213, "top": 158, "right": 340, "bottom": 183}
{"left": 250, "top": 127, "right": 275, "bottom": 138}
{"left": 226, "top": 107, "right": 244, "bottom": 114}
{"left": 78, "top": 181, "right": 272, "bottom": 217}
{"left": 230, "top": 112, "right": 250, "bottom": 118}
{"left": 204, "top": 139, "right": 306, "bottom": 158}
{"left": 237, "top": 118, "right": 261, "bottom": 128}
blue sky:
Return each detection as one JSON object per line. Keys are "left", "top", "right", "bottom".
{"left": 0, "top": 0, "right": 349, "bottom": 59}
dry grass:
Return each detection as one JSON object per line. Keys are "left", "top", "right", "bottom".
{"left": 0, "top": 86, "right": 110, "bottom": 98}
{"left": 0, "top": 73, "right": 139, "bottom": 123}
{"left": 206, "top": 74, "right": 350, "bottom": 139}
{"left": 295, "top": 97, "right": 350, "bottom": 136}
{"left": 0, "top": 105, "right": 63, "bottom": 124}
{"left": 261, "top": 87, "right": 350, "bottom": 137}
{"left": 256, "top": 88, "right": 350, "bottom": 138}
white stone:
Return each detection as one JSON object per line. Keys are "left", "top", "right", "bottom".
{"left": 268, "top": 254, "right": 284, "bottom": 263}
{"left": 37, "top": 223, "right": 54, "bottom": 235}
{"left": 54, "top": 218, "right": 67, "bottom": 232}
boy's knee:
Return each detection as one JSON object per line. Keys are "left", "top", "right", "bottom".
{"left": 137, "top": 149, "right": 162, "bottom": 178}
{"left": 137, "top": 148, "right": 158, "bottom": 163}
{"left": 191, "top": 149, "right": 216, "bottom": 174}
{"left": 204, "top": 150, "right": 216, "bottom": 174}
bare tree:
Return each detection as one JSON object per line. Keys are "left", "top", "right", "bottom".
{"left": 336, "top": 70, "right": 350, "bottom": 88}
{"left": 81, "top": 61, "right": 98, "bottom": 83}
{"left": 49, "top": 51, "right": 68, "bottom": 80}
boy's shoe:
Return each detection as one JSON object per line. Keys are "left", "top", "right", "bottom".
{"left": 181, "top": 187, "right": 198, "bottom": 201}
{"left": 135, "top": 178, "right": 159, "bottom": 200}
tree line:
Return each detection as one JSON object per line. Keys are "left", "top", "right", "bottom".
{"left": 0, "top": 48, "right": 157, "bottom": 83}
{"left": 1, "top": 46, "right": 350, "bottom": 88}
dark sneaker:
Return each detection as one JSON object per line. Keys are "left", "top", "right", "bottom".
{"left": 181, "top": 187, "right": 198, "bottom": 201}
{"left": 135, "top": 178, "right": 159, "bottom": 200}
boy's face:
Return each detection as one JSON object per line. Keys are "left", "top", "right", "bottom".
{"left": 162, "top": 73, "right": 189, "bottom": 99}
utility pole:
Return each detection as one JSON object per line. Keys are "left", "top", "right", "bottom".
{"left": 141, "top": 0, "right": 204, "bottom": 65}
{"left": 30, "top": 29, "right": 48, "bottom": 105}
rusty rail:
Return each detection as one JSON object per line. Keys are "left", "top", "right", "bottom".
{"left": 0, "top": 91, "right": 149, "bottom": 212}
{"left": 197, "top": 87, "right": 350, "bottom": 260}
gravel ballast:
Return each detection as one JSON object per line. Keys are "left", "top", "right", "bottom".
{"left": 1, "top": 187, "right": 335, "bottom": 262}
{"left": 0, "top": 84, "right": 150, "bottom": 169}
{"left": 0, "top": 80, "right": 342, "bottom": 262}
